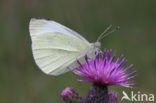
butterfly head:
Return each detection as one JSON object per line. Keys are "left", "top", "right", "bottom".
{"left": 89, "top": 25, "right": 119, "bottom": 57}
{"left": 94, "top": 41, "right": 101, "bottom": 49}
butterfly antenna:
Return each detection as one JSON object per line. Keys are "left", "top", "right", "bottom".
{"left": 97, "top": 26, "right": 120, "bottom": 41}
{"left": 97, "top": 25, "right": 112, "bottom": 42}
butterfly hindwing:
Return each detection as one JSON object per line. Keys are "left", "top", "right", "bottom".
{"left": 29, "top": 19, "right": 91, "bottom": 75}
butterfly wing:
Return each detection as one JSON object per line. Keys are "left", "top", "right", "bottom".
{"left": 30, "top": 18, "right": 90, "bottom": 44}
{"left": 29, "top": 18, "right": 91, "bottom": 76}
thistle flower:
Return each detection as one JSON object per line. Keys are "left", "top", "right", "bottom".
{"left": 73, "top": 48, "right": 136, "bottom": 88}
{"left": 61, "top": 87, "right": 75, "bottom": 100}
{"left": 61, "top": 87, "right": 85, "bottom": 103}
{"left": 61, "top": 48, "right": 137, "bottom": 103}
{"left": 108, "top": 91, "right": 118, "bottom": 103}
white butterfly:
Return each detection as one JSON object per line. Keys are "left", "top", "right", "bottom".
{"left": 29, "top": 18, "right": 114, "bottom": 76}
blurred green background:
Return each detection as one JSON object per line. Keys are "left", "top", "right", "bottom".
{"left": 0, "top": 0, "right": 156, "bottom": 103}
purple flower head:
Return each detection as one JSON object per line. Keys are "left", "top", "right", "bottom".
{"left": 108, "top": 91, "right": 118, "bottom": 103}
{"left": 61, "top": 87, "right": 85, "bottom": 103}
{"left": 73, "top": 48, "right": 136, "bottom": 88}
{"left": 61, "top": 87, "right": 75, "bottom": 100}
